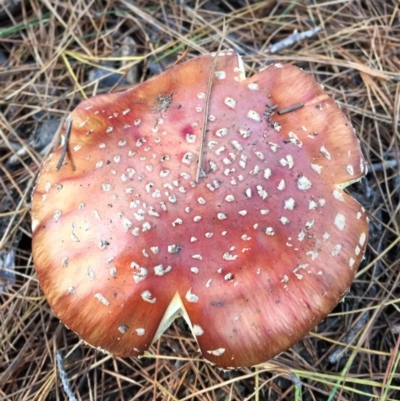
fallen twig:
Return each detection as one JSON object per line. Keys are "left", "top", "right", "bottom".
{"left": 268, "top": 27, "right": 322, "bottom": 54}
{"left": 56, "top": 117, "right": 72, "bottom": 171}
{"left": 56, "top": 350, "right": 78, "bottom": 401}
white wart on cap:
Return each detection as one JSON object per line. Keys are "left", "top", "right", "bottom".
{"left": 31, "top": 50, "right": 368, "bottom": 368}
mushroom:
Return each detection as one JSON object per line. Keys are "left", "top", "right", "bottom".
{"left": 31, "top": 50, "right": 369, "bottom": 368}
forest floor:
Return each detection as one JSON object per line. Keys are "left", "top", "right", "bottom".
{"left": 0, "top": 1, "right": 399, "bottom": 400}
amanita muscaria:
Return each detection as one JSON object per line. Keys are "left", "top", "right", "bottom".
{"left": 31, "top": 50, "right": 368, "bottom": 368}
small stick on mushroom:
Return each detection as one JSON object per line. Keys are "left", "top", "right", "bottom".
{"left": 56, "top": 117, "right": 73, "bottom": 171}
{"left": 196, "top": 21, "right": 227, "bottom": 183}
{"left": 278, "top": 103, "right": 305, "bottom": 115}
{"left": 173, "top": 47, "right": 190, "bottom": 66}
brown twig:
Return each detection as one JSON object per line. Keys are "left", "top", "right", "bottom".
{"left": 56, "top": 117, "right": 72, "bottom": 171}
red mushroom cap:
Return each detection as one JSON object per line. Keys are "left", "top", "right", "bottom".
{"left": 31, "top": 50, "right": 369, "bottom": 368}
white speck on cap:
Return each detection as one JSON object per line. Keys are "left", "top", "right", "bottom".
{"left": 279, "top": 216, "right": 290, "bottom": 225}
{"left": 118, "top": 325, "right": 128, "bottom": 333}
{"left": 284, "top": 197, "right": 295, "bottom": 210}
{"left": 168, "top": 244, "right": 181, "bottom": 253}
{"left": 207, "top": 348, "right": 226, "bottom": 356}
{"left": 309, "top": 200, "right": 318, "bottom": 210}
{"left": 311, "top": 164, "right": 323, "bottom": 174}
{"left": 277, "top": 179, "right": 286, "bottom": 191}
{"left": 346, "top": 164, "right": 354, "bottom": 175}
{"left": 141, "top": 290, "right": 156, "bottom": 303}
{"left": 246, "top": 110, "right": 261, "bottom": 122}
{"left": 306, "top": 250, "right": 319, "bottom": 260}
{"left": 297, "top": 176, "right": 312, "bottom": 190}
{"left": 320, "top": 146, "right": 331, "bottom": 160}
{"left": 136, "top": 328, "right": 145, "bottom": 336}
{"left": 53, "top": 210, "right": 62, "bottom": 222}
{"left": 94, "top": 293, "right": 110, "bottom": 306}
{"left": 193, "top": 324, "right": 204, "bottom": 336}
{"left": 216, "top": 128, "right": 228, "bottom": 137}
{"left": 305, "top": 219, "right": 315, "bottom": 229}
{"left": 186, "top": 288, "right": 199, "bottom": 303}
{"left": 247, "top": 82, "right": 259, "bottom": 90}
{"left": 154, "top": 264, "right": 172, "bottom": 276}
{"left": 334, "top": 213, "right": 346, "bottom": 230}
{"left": 239, "top": 128, "right": 250, "bottom": 138}
{"left": 224, "top": 97, "right": 237, "bottom": 109}
{"left": 359, "top": 232, "right": 366, "bottom": 246}
{"left": 223, "top": 252, "right": 238, "bottom": 260}
{"left": 333, "top": 189, "right": 345, "bottom": 202}
{"left": 264, "top": 227, "right": 275, "bottom": 235}
{"left": 133, "top": 267, "right": 148, "bottom": 283}
{"left": 279, "top": 155, "right": 294, "bottom": 169}
{"left": 331, "top": 244, "right": 342, "bottom": 256}
{"left": 215, "top": 71, "right": 226, "bottom": 80}
{"left": 273, "top": 122, "right": 281, "bottom": 132}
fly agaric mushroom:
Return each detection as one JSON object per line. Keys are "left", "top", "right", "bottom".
{"left": 31, "top": 50, "right": 368, "bottom": 368}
